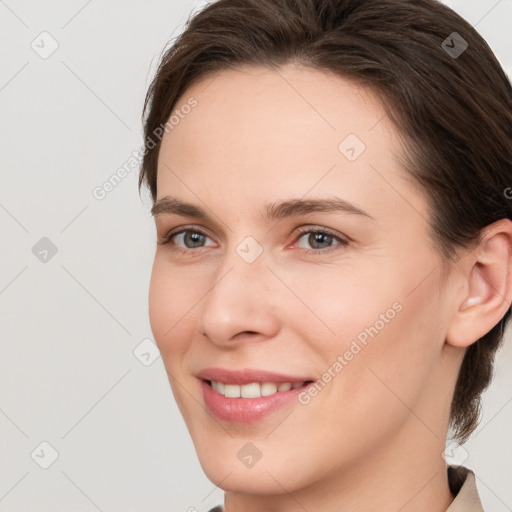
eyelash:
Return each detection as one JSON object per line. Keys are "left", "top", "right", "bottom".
{"left": 157, "top": 225, "right": 348, "bottom": 256}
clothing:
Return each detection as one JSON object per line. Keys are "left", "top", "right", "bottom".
{"left": 446, "top": 466, "right": 485, "bottom": 511}
{"left": 206, "top": 465, "right": 484, "bottom": 512}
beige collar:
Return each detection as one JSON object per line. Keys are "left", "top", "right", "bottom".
{"left": 446, "top": 465, "right": 485, "bottom": 511}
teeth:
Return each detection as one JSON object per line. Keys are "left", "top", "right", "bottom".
{"left": 261, "top": 383, "right": 277, "bottom": 396}
{"left": 224, "top": 384, "right": 241, "bottom": 398}
{"left": 211, "top": 380, "right": 225, "bottom": 395}
{"left": 209, "top": 380, "right": 306, "bottom": 398}
{"left": 241, "top": 382, "right": 261, "bottom": 398}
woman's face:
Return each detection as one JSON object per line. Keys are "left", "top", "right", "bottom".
{"left": 149, "top": 65, "right": 459, "bottom": 496}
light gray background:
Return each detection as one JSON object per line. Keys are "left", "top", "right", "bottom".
{"left": 1, "top": 1, "right": 511, "bottom": 511}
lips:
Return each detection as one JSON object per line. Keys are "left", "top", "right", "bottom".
{"left": 196, "top": 368, "right": 314, "bottom": 424}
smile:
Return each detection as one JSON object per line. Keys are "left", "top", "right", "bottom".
{"left": 200, "top": 379, "right": 315, "bottom": 423}
{"left": 208, "top": 379, "right": 311, "bottom": 398}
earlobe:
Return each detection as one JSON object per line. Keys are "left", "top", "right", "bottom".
{"left": 446, "top": 220, "right": 512, "bottom": 349}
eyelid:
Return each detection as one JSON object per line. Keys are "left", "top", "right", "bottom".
{"left": 293, "top": 225, "right": 349, "bottom": 243}
{"left": 158, "top": 224, "right": 214, "bottom": 246}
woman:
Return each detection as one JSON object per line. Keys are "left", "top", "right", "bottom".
{"left": 138, "top": 0, "right": 511, "bottom": 510}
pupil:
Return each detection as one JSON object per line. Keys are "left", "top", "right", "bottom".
{"left": 187, "top": 232, "right": 203, "bottom": 247}
{"left": 311, "top": 232, "right": 331, "bottom": 248}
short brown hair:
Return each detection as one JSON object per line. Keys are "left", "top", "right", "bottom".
{"left": 139, "top": 0, "right": 512, "bottom": 443}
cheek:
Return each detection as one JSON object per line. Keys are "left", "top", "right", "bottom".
{"left": 274, "top": 258, "right": 402, "bottom": 341}
{"left": 148, "top": 257, "right": 201, "bottom": 357}
{"left": 291, "top": 255, "right": 443, "bottom": 412}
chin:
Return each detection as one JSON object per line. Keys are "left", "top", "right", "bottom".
{"left": 200, "top": 459, "right": 296, "bottom": 494}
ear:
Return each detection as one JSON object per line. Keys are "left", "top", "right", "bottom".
{"left": 446, "top": 219, "right": 512, "bottom": 348}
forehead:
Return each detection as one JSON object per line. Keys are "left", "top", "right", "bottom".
{"left": 156, "top": 64, "right": 427, "bottom": 225}
{"left": 161, "top": 64, "right": 393, "bottom": 157}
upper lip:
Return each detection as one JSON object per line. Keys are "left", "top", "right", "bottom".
{"left": 197, "top": 368, "right": 314, "bottom": 385}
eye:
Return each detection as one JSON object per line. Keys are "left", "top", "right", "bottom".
{"left": 157, "top": 225, "right": 348, "bottom": 256}
{"left": 158, "top": 226, "right": 215, "bottom": 253}
{"left": 293, "top": 226, "right": 348, "bottom": 255}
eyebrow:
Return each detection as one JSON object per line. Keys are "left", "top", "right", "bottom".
{"left": 151, "top": 196, "right": 375, "bottom": 222}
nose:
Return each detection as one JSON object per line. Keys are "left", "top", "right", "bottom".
{"left": 198, "top": 247, "right": 281, "bottom": 347}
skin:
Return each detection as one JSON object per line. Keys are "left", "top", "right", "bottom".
{"left": 148, "top": 64, "right": 512, "bottom": 512}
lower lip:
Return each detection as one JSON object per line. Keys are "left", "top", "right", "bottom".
{"left": 200, "top": 380, "right": 312, "bottom": 424}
